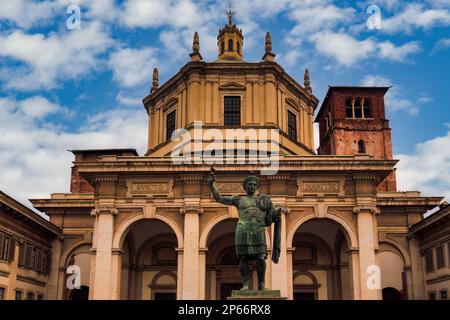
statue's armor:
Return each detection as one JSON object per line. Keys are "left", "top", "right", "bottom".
{"left": 235, "top": 195, "right": 267, "bottom": 257}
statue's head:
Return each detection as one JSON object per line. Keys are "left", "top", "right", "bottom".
{"left": 243, "top": 175, "right": 259, "bottom": 195}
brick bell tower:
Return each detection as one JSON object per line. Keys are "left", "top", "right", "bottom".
{"left": 315, "top": 86, "right": 397, "bottom": 192}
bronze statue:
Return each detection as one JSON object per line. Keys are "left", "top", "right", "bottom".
{"left": 208, "top": 168, "right": 283, "bottom": 291}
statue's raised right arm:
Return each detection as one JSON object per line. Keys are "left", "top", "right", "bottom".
{"left": 208, "top": 170, "right": 238, "bottom": 207}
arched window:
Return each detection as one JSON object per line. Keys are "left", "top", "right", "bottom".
{"left": 221, "top": 41, "right": 225, "bottom": 55}
{"left": 358, "top": 140, "right": 366, "bottom": 153}
{"left": 354, "top": 98, "right": 362, "bottom": 118}
{"left": 228, "top": 39, "right": 233, "bottom": 51}
{"left": 237, "top": 41, "right": 240, "bottom": 54}
{"left": 363, "top": 99, "right": 372, "bottom": 118}
{"left": 345, "top": 98, "right": 353, "bottom": 118}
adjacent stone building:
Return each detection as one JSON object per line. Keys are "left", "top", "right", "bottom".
{"left": 0, "top": 191, "right": 60, "bottom": 300}
{"left": 1, "top": 14, "right": 446, "bottom": 300}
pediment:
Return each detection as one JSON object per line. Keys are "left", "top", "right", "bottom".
{"left": 219, "top": 82, "right": 246, "bottom": 91}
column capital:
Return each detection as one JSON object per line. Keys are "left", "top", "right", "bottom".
{"left": 180, "top": 205, "right": 203, "bottom": 215}
{"left": 353, "top": 205, "right": 379, "bottom": 215}
{"left": 90, "top": 207, "right": 118, "bottom": 216}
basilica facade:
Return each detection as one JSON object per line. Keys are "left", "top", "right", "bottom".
{"left": 19, "top": 15, "right": 447, "bottom": 300}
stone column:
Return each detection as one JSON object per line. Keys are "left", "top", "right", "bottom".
{"left": 180, "top": 205, "right": 202, "bottom": 299}
{"left": 90, "top": 207, "right": 118, "bottom": 300}
{"left": 353, "top": 206, "right": 381, "bottom": 300}
{"left": 270, "top": 211, "right": 288, "bottom": 297}
{"left": 45, "top": 236, "right": 63, "bottom": 300}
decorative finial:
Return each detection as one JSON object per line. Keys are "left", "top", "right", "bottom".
{"left": 226, "top": 5, "right": 236, "bottom": 25}
{"left": 151, "top": 67, "right": 158, "bottom": 93}
{"left": 265, "top": 32, "right": 272, "bottom": 53}
{"left": 304, "top": 68, "right": 312, "bottom": 93}
{"left": 262, "top": 31, "right": 276, "bottom": 62}
{"left": 193, "top": 31, "right": 199, "bottom": 53}
{"left": 190, "top": 31, "right": 203, "bottom": 62}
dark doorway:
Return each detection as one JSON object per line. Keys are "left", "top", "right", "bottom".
{"left": 154, "top": 292, "right": 177, "bottom": 300}
{"left": 382, "top": 287, "right": 403, "bottom": 300}
{"left": 221, "top": 283, "right": 242, "bottom": 300}
{"left": 70, "top": 286, "right": 89, "bottom": 300}
{"left": 294, "top": 292, "right": 316, "bottom": 300}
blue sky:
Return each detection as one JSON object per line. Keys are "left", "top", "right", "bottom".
{"left": 0, "top": 0, "right": 449, "bottom": 208}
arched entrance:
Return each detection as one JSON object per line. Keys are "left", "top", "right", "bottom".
{"left": 291, "top": 218, "right": 354, "bottom": 300}
{"left": 120, "top": 219, "right": 178, "bottom": 300}
{"left": 205, "top": 218, "right": 249, "bottom": 300}
{"left": 379, "top": 244, "right": 408, "bottom": 300}
{"left": 64, "top": 245, "right": 91, "bottom": 300}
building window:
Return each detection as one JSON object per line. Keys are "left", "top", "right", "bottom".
{"left": 363, "top": 99, "right": 372, "bottom": 118}
{"left": 228, "top": 39, "right": 233, "bottom": 51}
{"left": 287, "top": 110, "right": 297, "bottom": 140}
{"left": 345, "top": 99, "right": 353, "bottom": 118}
{"left": 166, "top": 110, "right": 176, "bottom": 141}
{"left": 358, "top": 140, "right": 366, "bottom": 153}
{"left": 37, "top": 294, "right": 43, "bottom": 300}
{"left": 425, "top": 249, "right": 434, "bottom": 273}
{"left": 26, "top": 292, "right": 34, "bottom": 300}
{"left": 429, "top": 292, "right": 436, "bottom": 300}
{"left": 345, "top": 97, "right": 371, "bottom": 119}
{"left": 237, "top": 41, "right": 240, "bottom": 54}
{"left": 15, "top": 290, "right": 22, "bottom": 300}
{"left": 221, "top": 41, "right": 225, "bottom": 54}
{"left": 440, "top": 290, "right": 448, "bottom": 300}
{"left": 436, "top": 245, "right": 445, "bottom": 269}
{"left": 0, "top": 287, "right": 5, "bottom": 300}
{"left": 224, "top": 96, "right": 241, "bottom": 126}
{"left": 354, "top": 99, "right": 363, "bottom": 118}
{"left": 0, "top": 232, "right": 14, "bottom": 262}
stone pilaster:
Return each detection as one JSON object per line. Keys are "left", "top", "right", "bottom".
{"left": 353, "top": 205, "right": 381, "bottom": 300}
{"left": 90, "top": 206, "right": 118, "bottom": 300}
{"left": 180, "top": 205, "right": 203, "bottom": 299}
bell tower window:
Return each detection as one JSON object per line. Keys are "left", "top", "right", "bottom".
{"left": 228, "top": 39, "right": 233, "bottom": 51}
{"left": 221, "top": 41, "right": 225, "bottom": 55}
{"left": 224, "top": 96, "right": 241, "bottom": 126}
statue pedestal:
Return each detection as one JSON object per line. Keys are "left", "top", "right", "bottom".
{"left": 227, "top": 290, "right": 287, "bottom": 300}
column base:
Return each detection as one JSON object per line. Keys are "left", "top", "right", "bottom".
{"left": 227, "top": 290, "right": 287, "bottom": 300}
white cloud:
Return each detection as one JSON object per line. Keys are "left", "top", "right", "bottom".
{"left": 432, "top": 37, "right": 450, "bottom": 53}
{"left": 122, "top": 0, "right": 204, "bottom": 29}
{"left": 378, "top": 41, "right": 421, "bottom": 62}
{"left": 288, "top": 4, "right": 355, "bottom": 34}
{"left": 116, "top": 91, "right": 143, "bottom": 106}
{"left": 109, "top": 47, "right": 159, "bottom": 88}
{"left": 310, "top": 32, "right": 376, "bottom": 66}
{"left": 396, "top": 128, "right": 450, "bottom": 201}
{"left": 310, "top": 31, "right": 422, "bottom": 66}
{"left": 0, "top": 0, "right": 120, "bottom": 28}
{"left": 0, "top": 0, "right": 58, "bottom": 28}
{"left": 381, "top": 3, "right": 450, "bottom": 33}
{"left": 0, "top": 96, "right": 148, "bottom": 213}
{"left": 0, "top": 22, "right": 114, "bottom": 91}
{"left": 361, "top": 74, "right": 424, "bottom": 116}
